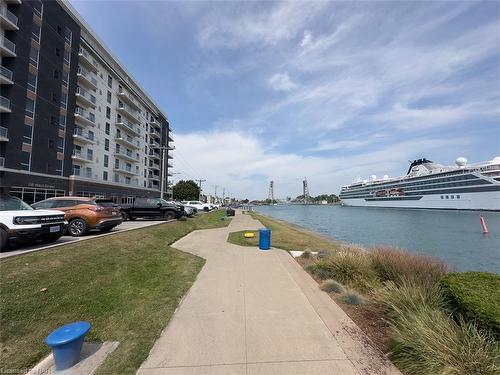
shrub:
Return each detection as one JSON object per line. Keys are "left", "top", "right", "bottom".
{"left": 316, "top": 249, "right": 331, "bottom": 259}
{"left": 376, "top": 279, "right": 446, "bottom": 321}
{"left": 369, "top": 247, "right": 447, "bottom": 286}
{"left": 320, "top": 279, "right": 345, "bottom": 294}
{"left": 320, "top": 251, "right": 378, "bottom": 292}
{"left": 301, "top": 250, "right": 312, "bottom": 259}
{"left": 440, "top": 272, "right": 500, "bottom": 337}
{"left": 342, "top": 291, "right": 368, "bottom": 305}
{"left": 389, "top": 306, "right": 500, "bottom": 375}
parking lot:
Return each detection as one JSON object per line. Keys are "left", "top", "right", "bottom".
{"left": 0, "top": 219, "right": 172, "bottom": 260}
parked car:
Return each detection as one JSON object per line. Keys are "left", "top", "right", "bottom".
{"left": 32, "top": 197, "right": 122, "bottom": 237}
{"left": 120, "top": 198, "right": 183, "bottom": 221}
{"left": 166, "top": 201, "right": 197, "bottom": 217}
{"left": 0, "top": 195, "right": 67, "bottom": 250}
{"left": 181, "top": 201, "right": 212, "bottom": 212}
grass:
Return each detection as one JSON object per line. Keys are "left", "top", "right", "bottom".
{"left": 440, "top": 272, "right": 500, "bottom": 337}
{"left": 320, "top": 279, "right": 345, "bottom": 293}
{"left": 0, "top": 210, "right": 229, "bottom": 374}
{"left": 227, "top": 211, "right": 341, "bottom": 252}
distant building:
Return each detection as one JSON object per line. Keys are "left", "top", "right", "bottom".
{"left": 0, "top": 0, "right": 173, "bottom": 203}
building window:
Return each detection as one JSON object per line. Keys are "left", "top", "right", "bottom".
{"left": 53, "top": 70, "right": 59, "bottom": 79}
{"left": 29, "top": 47, "right": 39, "bottom": 67}
{"left": 57, "top": 25, "right": 62, "bottom": 35}
{"left": 49, "top": 115, "right": 57, "bottom": 126}
{"left": 87, "top": 149, "right": 93, "bottom": 160}
{"left": 25, "top": 98, "right": 35, "bottom": 118}
{"left": 33, "top": 2, "right": 42, "bottom": 18}
{"left": 32, "top": 24, "right": 41, "bottom": 42}
{"left": 106, "top": 106, "right": 111, "bottom": 119}
{"left": 105, "top": 122, "right": 110, "bottom": 135}
{"left": 52, "top": 92, "right": 58, "bottom": 102}
{"left": 445, "top": 195, "right": 449, "bottom": 199}
{"left": 107, "top": 75, "right": 112, "bottom": 88}
{"left": 20, "top": 151, "right": 30, "bottom": 170}
{"left": 55, "top": 47, "right": 60, "bottom": 57}
{"left": 48, "top": 139, "right": 55, "bottom": 149}
{"left": 27, "top": 72, "right": 37, "bottom": 92}
{"left": 107, "top": 91, "right": 111, "bottom": 104}
{"left": 60, "top": 92, "right": 68, "bottom": 109}
{"left": 63, "top": 50, "right": 70, "bottom": 64}
{"left": 64, "top": 27, "right": 72, "bottom": 44}
{"left": 56, "top": 160, "right": 63, "bottom": 175}
{"left": 451, "top": 195, "right": 454, "bottom": 199}
{"left": 104, "top": 154, "right": 109, "bottom": 167}
{"left": 103, "top": 171, "right": 108, "bottom": 181}
{"left": 62, "top": 71, "right": 68, "bottom": 87}
{"left": 22, "top": 123, "right": 33, "bottom": 144}
{"left": 457, "top": 195, "right": 460, "bottom": 199}
{"left": 57, "top": 137, "right": 64, "bottom": 152}
{"left": 59, "top": 115, "right": 66, "bottom": 130}
{"left": 104, "top": 138, "right": 109, "bottom": 151}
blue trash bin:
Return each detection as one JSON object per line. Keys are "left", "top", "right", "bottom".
{"left": 45, "top": 321, "right": 91, "bottom": 371}
{"left": 258, "top": 228, "right": 271, "bottom": 250}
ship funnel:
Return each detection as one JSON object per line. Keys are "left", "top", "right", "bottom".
{"left": 455, "top": 157, "right": 467, "bottom": 168}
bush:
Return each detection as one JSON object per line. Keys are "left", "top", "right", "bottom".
{"left": 319, "top": 251, "right": 378, "bottom": 292}
{"left": 440, "top": 272, "right": 500, "bottom": 337}
{"left": 301, "top": 250, "right": 312, "bottom": 259}
{"left": 342, "top": 291, "right": 368, "bottom": 305}
{"left": 369, "top": 247, "right": 447, "bottom": 286}
{"left": 376, "top": 279, "right": 446, "bottom": 321}
{"left": 389, "top": 306, "right": 500, "bottom": 375}
{"left": 320, "top": 279, "right": 345, "bottom": 294}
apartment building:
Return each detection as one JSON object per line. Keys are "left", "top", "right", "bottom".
{"left": 0, "top": 0, "right": 174, "bottom": 204}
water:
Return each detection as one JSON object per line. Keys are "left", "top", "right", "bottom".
{"left": 254, "top": 205, "right": 500, "bottom": 273}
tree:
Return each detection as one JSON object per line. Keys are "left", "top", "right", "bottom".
{"left": 172, "top": 180, "right": 200, "bottom": 201}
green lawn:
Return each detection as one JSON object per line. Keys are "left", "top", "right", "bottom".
{"left": 0, "top": 210, "right": 229, "bottom": 374}
{"left": 227, "top": 211, "right": 340, "bottom": 252}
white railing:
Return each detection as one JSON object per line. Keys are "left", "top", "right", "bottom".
{"left": 73, "top": 149, "right": 93, "bottom": 161}
{"left": 73, "top": 128, "right": 94, "bottom": 141}
{"left": 0, "top": 126, "right": 8, "bottom": 139}
{"left": 0, "top": 36, "right": 15, "bottom": 54}
{"left": 77, "top": 66, "right": 97, "bottom": 86}
{"left": 0, "top": 96, "right": 11, "bottom": 110}
{"left": 0, "top": 157, "right": 4, "bottom": 168}
{"left": 76, "top": 86, "right": 96, "bottom": 105}
{"left": 0, "top": 5, "right": 18, "bottom": 26}
{"left": 0, "top": 65, "right": 13, "bottom": 81}
{"left": 75, "top": 107, "right": 96, "bottom": 124}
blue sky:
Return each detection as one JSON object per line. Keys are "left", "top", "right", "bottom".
{"left": 70, "top": 1, "right": 500, "bottom": 199}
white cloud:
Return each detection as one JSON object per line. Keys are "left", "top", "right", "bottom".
{"left": 299, "top": 30, "right": 312, "bottom": 47}
{"left": 172, "top": 130, "right": 472, "bottom": 200}
{"left": 268, "top": 73, "right": 298, "bottom": 92}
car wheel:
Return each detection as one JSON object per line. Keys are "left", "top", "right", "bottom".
{"left": 0, "top": 228, "right": 8, "bottom": 251}
{"left": 203, "top": 207, "right": 209, "bottom": 212}
{"left": 68, "top": 218, "right": 88, "bottom": 237}
{"left": 100, "top": 226, "right": 114, "bottom": 233}
{"left": 120, "top": 211, "right": 129, "bottom": 221}
{"left": 41, "top": 233, "right": 63, "bottom": 243}
{"left": 164, "top": 211, "right": 176, "bottom": 221}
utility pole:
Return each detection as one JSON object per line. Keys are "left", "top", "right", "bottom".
{"left": 196, "top": 179, "right": 206, "bottom": 202}
{"left": 222, "top": 187, "right": 225, "bottom": 204}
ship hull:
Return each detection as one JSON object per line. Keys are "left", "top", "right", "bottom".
{"left": 341, "top": 191, "right": 500, "bottom": 211}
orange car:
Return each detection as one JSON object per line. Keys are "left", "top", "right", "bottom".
{"left": 32, "top": 197, "right": 123, "bottom": 237}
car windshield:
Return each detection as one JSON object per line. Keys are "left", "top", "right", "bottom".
{"left": 0, "top": 196, "right": 34, "bottom": 211}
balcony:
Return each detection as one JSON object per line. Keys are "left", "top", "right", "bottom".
{"left": 78, "top": 47, "right": 98, "bottom": 71}
{"left": 0, "top": 96, "right": 11, "bottom": 113}
{"left": 149, "top": 118, "right": 160, "bottom": 128}
{"left": 117, "top": 101, "right": 140, "bottom": 124}
{"left": 0, "top": 35, "right": 16, "bottom": 57}
{"left": 0, "top": 65, "right": 13, "bottom": 84}
{"left": 149, "top": 127, "right": 161, "bottom": 139}
{"left": 115, "top": 134, "right": 140, "bottom": 149}
{"left": 113, "top": 164, "right": 136, "bottom": 176}
{"left": 168, "top": 134, "right": 174, "bottom": 142}
{"left": 72, "top": 149, "right": 93, "bottom": 163}
{"left": 116, "top": 116, "right": 141, "bottom": 137}
{"left": 0, "top": 5, "right": 18, "bottom": 30}
{"left": 148, "top": 150, "right": 161, "bottom": 160}
{"left": 117, "top": 86, "right": 140, "bottom": 110}
{"left": 114, "top": 149, "right": 139, "bottom": 163}
{"left": 0, "top": 126, "right": 8, "bottom": 142}
{"left": 167, "top": 162, "right": 173, "bottom": 168}
{"left": 73, "top": 128, "right": 95, "bottom": 144}
{"left": 71, "top": 167, "right": 92, "bottom": 178}
{"left": 0, "top": 157, "right": 4, "bottom": 168}
{"left": 149, "top": 138, "right": 160, "bottom": 148}
{"left": 167, "top": 145, "right": 175, "bottom": 151}
{"left": 148, "top": 163, "right": 160, "bottom": 170}
{"left": 147, "top": 174, "right": 160, "bottom": 180}
{"left": 77, "top": 66, "right": 98, "bottom": 90}
{"left": 167, "top": 153, "right": 173, "bottom": 159}
{"left": 75, "top": 86, "right": 96, "bottom": 108}
{"left": 74, "top": 107, "right": 96, "bottom": 127}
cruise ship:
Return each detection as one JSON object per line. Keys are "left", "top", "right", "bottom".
{"left": 339, "top": 157, "right": 500, "bottom": 211}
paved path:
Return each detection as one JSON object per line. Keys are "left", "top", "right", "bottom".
{"left": 138, "top": 211, "right": 400, "bottom": 375}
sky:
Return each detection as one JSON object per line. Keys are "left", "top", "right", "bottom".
{"left": 70, "top": 0, "right": 500, "bottom": 200}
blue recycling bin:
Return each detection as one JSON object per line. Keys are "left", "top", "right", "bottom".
{"left": 258, "top": 228, "right": 271, "bottom": 250}
{"left": 45, "top": 321, "right": 91, "bottom": 371}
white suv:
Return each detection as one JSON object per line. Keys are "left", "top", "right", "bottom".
{"left": 0, "top": 195, "right": 67, "bottom": 250}
{"left": 181, "top": 201, "right": 212, "bottom": 212}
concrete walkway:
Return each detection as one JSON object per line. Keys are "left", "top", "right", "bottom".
{"left": 138, "top": 212, "right": 400, "bottom": 375}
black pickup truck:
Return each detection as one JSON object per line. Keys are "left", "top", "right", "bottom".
{"left": 120, "top": 198, "right": 184, "bottom": 221}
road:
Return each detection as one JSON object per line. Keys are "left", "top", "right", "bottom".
{"left": 0, "top": 219, "right": 171, "bottom": 260}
